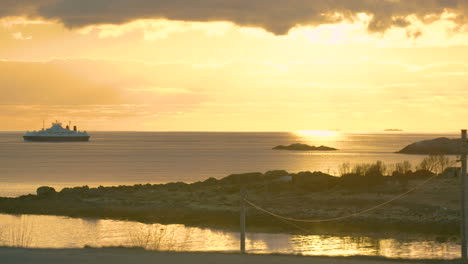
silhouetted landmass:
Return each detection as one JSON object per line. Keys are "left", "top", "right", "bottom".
{"left": 0, "top": 166, "right": 459, "bottom": 235}
{"left": 384, "top": 129, "right": 403, "bottom": 132}
{"left": 273, "top": 143, "right": 337, "bottom": 151}
{"left": 397, "top": 137, "right": 468, "bottom": 154}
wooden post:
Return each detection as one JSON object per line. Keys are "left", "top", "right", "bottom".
{"left": 462, "top": 129, "right": 468, "bottom": 259}
{"left": 240, "top": 188, "right": 246, "bottom": 254}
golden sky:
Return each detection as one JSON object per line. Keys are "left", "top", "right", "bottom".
{"left": 1, "top": 1, "right": 468, "bottom": 131}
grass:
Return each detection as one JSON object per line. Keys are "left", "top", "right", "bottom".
{"left": 127, "top": 224, "right": 191, "bottom": 251}
{"left": 0, "top": 215, "right": 33, "bottom": 247}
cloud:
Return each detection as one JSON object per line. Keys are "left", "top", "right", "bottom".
{"left": 127, "top": 86, "right": 197, "bottom": 94}
{"left": 77, "top": 19, "right": 232, "bottom": 40}
{"left": 0, "top": 61, "right": 122, "bottom": 105}
{"left": 0, "top": 17, "right": 52, "bottom": 28}
{"left": 0, "top": 0, "right": 467, "bottom": 35}
{"left": 12, "top": 32, "right": 32, "bottom": 40}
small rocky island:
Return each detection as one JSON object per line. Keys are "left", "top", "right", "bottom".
{"left": 273, "top": 143, "right": 337, "bottom": 151}
{"left": 397, "top": 137, "right": 468, "bottom": 154}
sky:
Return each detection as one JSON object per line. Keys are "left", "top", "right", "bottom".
{"left": 1, "top": 0, "right": 468, "bottom": 131}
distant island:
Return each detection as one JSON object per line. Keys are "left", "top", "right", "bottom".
{"left": 397, "top": 137, "right": 468, "bottom": 154}
{"left": 384, "top": 129, "right": 403, "bottom": 132}
{"left": 273, "top": 143, "right": 337, "bottom": 151}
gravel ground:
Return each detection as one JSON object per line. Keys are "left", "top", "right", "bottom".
{"left": 0, "top": 247, "right": 462, "bottom": 264}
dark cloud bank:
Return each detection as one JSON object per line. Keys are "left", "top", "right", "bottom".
{"left": 3, "top": 0, "right": 468, "bottom": 34}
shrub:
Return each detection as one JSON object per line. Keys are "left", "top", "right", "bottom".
{"left": 339, "top": 161, "right": 388, "bottom": 190}
{"left": 418, "top": 154, "right": 453, "bottom": 174}
{"left": 352, "top": 163, "right": 370, "bottom": 177}
{"left": 365, "top": 161, "right": 386, "bottom": 178}
{"left": 348, "top": 161, "right": 386, "bottom": 177}
{"left": 395, "top": 161, "right": 412, "bottom": 174}
{"left": 59, "top": 185, "right": 89, "bottom": 196}
{"left": 338, "top": 162, "right": 352, "bottom": 176}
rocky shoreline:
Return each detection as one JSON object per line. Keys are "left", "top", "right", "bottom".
{"left": 0, "top": 167, "right": 461, "bottom": 235}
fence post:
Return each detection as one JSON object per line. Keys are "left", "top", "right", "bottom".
{"left": 240, "top": 188, "right": 246, "bottom": 254}
{"left": 462, "top": 129, "right": 468, "bottom": 259}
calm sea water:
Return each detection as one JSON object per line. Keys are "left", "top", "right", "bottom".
{"left": 0, "top": 132, "right": 462, "bottom": 259}
{"left": 0, "top": 131, "right": 458, "bottom": 197}
{"left": 0, "top": 214, "right": 459, "bottom": 259}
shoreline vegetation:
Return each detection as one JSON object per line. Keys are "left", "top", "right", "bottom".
{"left": 0, "top": 156, "right": 462, "bottom": 236}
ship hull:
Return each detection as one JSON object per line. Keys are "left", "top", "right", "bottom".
{"left": 23, "top": 136, "right": 90, "bottom": 142}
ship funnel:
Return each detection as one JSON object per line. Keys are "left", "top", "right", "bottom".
{"left": 66, "top": 125, "right": 70, "bottom": 130}
{"left": 73, "top": 125, "right": 77, "bottom": 131}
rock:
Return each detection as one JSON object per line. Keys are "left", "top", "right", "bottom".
{"left": 273, "top": 143, "right": 337, "bottom": 151}
{"left": 397, "top": 137, "right": 468, "bottom": 154}
{"left": 36, "top": 186, "right": 56, "bottom": 198}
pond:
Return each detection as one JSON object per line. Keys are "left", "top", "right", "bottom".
{"left": 0, "top": 213, "right": 459, "bottom": 259}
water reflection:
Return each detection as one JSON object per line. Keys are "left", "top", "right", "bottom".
{"left": 294, "top": 130, "right": 343, "bottom": 143}
{"left": 0, "top": 214, "right": 460, "bottom": 259}
{"left": 289, "top": 235, "right": 377, "bottom": 256}
{"left": 377, "top": 239, "right": 459, "bottom": 259}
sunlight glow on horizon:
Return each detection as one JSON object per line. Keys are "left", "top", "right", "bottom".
{"left": 1, "top": 14, "right": 468, "bottom": 131}
{"left": 294, "top": 130, "right": 342, "bottom": 142}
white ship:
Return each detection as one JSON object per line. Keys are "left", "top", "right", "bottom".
{"left": 23, "top": 121, "right": 90, "bottom": 142}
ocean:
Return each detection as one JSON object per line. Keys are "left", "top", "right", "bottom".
{"left": 0, "top": 131, "right": 459, "bottom": 197}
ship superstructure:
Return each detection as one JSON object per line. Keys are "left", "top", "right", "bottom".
{"left": 23, "top": 121, "right": 90, "bottom": 142}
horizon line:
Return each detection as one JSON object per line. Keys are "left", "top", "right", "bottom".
{"left": 0, "top": 129, "right": 464, "bottom": 133}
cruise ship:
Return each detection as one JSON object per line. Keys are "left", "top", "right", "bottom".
{"left": 23, "top": 121, "right": 90, "bottom": 142}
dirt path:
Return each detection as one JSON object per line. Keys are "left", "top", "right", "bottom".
{"left": 0, "top": 247, "right": 460, "bottom": 264}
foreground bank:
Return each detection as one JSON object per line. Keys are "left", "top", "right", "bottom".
{"left": 0, "top": 164, "right": 461, "bottom": 235}
{"left": 0, "top": 247, "right": 461, "bottom": 264}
